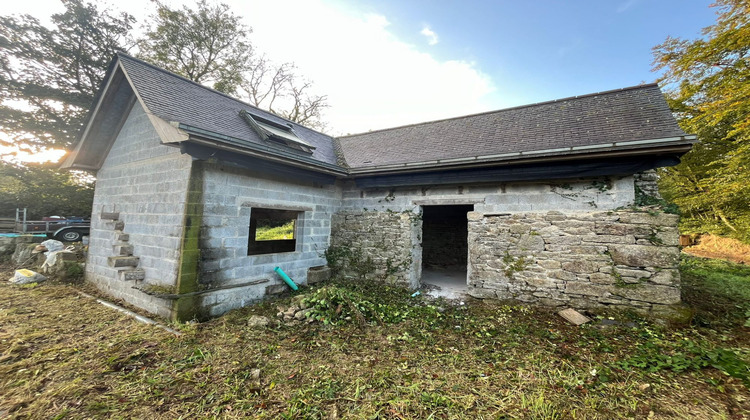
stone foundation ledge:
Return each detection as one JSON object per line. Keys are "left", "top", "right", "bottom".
{"left": 467, "top": 285, "right": 690, "bottom": 322}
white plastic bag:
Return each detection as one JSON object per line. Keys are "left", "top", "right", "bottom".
{"left": 40, "top": 239, "right": 64, "bottom": 253}
{"left": 40, "top": 239, "right": 65, "bottom": 272}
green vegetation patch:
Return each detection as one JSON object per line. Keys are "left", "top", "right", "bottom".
{"left": 681, "top": 255, "right": 750, "bottom": 327}
{"left": 255, "top": 221, "right": 295, "bottom": 241}
{"left": 1, "top": 257, "right": 749, "bottom": 418}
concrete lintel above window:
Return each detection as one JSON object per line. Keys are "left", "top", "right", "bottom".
{"left": 413, "top": 199, "right": 484, "bottom": 206}
{"left": 240, "top": 202, "right": 314, "bottom": 212}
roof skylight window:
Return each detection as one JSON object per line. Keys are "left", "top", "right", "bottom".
{"left": 240, "top": 110, "right": 314, "bottom": 154}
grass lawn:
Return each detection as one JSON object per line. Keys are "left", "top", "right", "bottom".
{"left": 0, "top": 255, "right": 748, "bottom": 419}
{"left": 256, "top": 221, "right": 295, "bottom": 241}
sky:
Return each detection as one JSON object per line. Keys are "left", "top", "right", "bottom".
{"left": 2, "top": 0, "right": 718, "bottom": 159}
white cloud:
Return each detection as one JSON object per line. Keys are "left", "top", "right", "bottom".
{"left": 4, "top": 0, "right": 497, "bottom": 136}
{"left": 239, "top": 0, "right": 495, "bottom": 135}
{"left": 420, "top": 25, "right": 439, "bottom": 46}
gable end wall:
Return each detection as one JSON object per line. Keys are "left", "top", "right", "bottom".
{"left": 86, "top": 101, "right": 193, "bottom": 318}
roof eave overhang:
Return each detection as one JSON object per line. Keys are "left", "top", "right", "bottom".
{"left": 346, "top": 135, "right": 697, "bottom": 177}
{"left": 175, "top": 123, "right": 348, "bottom": 177}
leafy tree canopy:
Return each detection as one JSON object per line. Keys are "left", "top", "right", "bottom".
{"left": 0, "top": 0, "right": 134, "bottom": 151}
{"left": 138, "top": 0, "right": 251, "bottom": 95}
{"left": 653, "top": 0, "right": 750, "bottom": 242}
{"left": 139, "top": 0, "right": 328, "bottom": 130}
{"left": 0, "top": 160, "right": 95, "bottom": 219}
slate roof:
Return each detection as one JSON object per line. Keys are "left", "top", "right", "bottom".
{"left": 336, "top": 84, "right": 689, "bottom": 170}
{"left": 117, "top": 53, "right": 339, "bottom": 166}
{"left": 68, "top": 54, "right": 692, "bottom": 175}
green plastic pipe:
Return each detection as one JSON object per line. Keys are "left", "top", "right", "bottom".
{"left": 274, "top": 267, "right": 298, "bottom": 291}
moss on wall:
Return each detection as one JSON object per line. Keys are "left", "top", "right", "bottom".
{"left": 172, "top": 161, "right": 204, "bottom": 322}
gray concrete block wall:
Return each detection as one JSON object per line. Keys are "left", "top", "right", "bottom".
{"left": 339, "top": 176, "right": 635, "bottom": 213}
{"left": 197, "top": 163, "right": 340, "bottom": 313}
{"left": 87, "top": 101, "right": 192, "bottom": 316}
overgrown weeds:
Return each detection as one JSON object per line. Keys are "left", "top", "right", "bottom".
{"left": 0, "top": 257, "right": 748, "bottom": 418}
{"left": 681, "top": 255, "right": 750, "bottom": 327}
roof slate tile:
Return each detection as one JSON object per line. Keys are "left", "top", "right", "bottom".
{"left": 336, "top": 84, "right": 686, "bottom": 169}
{"left": 116, "top": 54, "right": 687, "bottom": 172}
{"left": 117, "top": 53, "right": 339, "bottom": 166}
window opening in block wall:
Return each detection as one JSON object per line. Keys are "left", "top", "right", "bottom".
{"left": 248, "top": 208, "right": 301, "bottom": 255}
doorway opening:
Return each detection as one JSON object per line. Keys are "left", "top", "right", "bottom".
{"left": 420, "top": 205, "right": 473, "bottom": 298}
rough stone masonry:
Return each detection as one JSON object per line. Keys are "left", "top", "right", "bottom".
{"left": 328, "top": 173, "right": 683, "bottom": 318}
{"left": 467, "top": 208, "right": 681, "bottom": 315}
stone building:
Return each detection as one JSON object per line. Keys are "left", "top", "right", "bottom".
{"left": 62, "top": 54, "right": 696, "bottom": 320}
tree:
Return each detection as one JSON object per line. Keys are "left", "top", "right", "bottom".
{"left": 653, "top": 0, "right": 750, "bottom": 242}
{"left": 0, "top": 0, "right": 135, "bottom": 151}
{"left": 241, "top": 58, "right": 328, "bottom": 130}
{"left": 138, "top": 0, "right": 251, "bottom": 94}
{"left": 0, "top": 0, "right": 131, "bottom": 219}
{"left": 139, "top": 0, "right": 328, "bottom": 130}
{"left": 0, "top": 160, "right": 95, "bottom": 219}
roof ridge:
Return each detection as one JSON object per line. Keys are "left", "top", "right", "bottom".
{"left": 114, "top": 52, "right": 332, "bottom": 137}
{"left": 336, "top": 83, "right": 661, "bottom": 140}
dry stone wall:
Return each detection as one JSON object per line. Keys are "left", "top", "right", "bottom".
{"left": 634, "top": 170, "right": 662, "bottom": 199}
{"left": 467, "top": 208, "right": 681, "bottom": 314}
{"left": 329, "top": 210, "right": 421, "bottom": 288}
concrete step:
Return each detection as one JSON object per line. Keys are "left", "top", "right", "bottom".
{"left": 120, "top": 268, "right": 145, "bottom": 282}
{"left": 100, "top": 212, "right": 120, "bottom": 220}
{"left": 108, "top": 256, "right": 139, "bottom": 268}
{"left": 113, "top": 244, "right": 134, "bottom": 256}
{"left": 104, "top": 220, "right": 125, "bottom": 231}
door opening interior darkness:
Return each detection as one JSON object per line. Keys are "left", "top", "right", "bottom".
{"left": 421, "top": 205, "right": 473, "bottom": 292}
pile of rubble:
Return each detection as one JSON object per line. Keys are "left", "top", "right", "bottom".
{"left": 276, "top": 301, "right": 316, "bottom": 324}
{"left": 245, "top": 297, "right": 320, "bottom": 328}
{"left": 8, "top": 239, "right": 86, "bottom": 284}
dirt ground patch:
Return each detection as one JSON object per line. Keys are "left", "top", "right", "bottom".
{"left": 1, "top": 260, "right": 749, "bottom": 419}
{"left": 684, "top": 234, "right": 750, "bottom": 265}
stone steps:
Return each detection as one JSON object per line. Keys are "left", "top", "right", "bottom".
{"left": 120, "top": 268, "right": 145, "bottom": 282}
{"left": 104, "top": 220, "right": 125, "bottom": 231}
{"left": 108, "top": 256, "right": 139, "bottom": 269}
{"left": 113, "top": 244, "right": 134, "bottom": 256}
{"left": 104, "top": 217, "right": 145, "bottom": 283}
{"left": 100, "top": 212, "right": 120, "bottom": 220}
